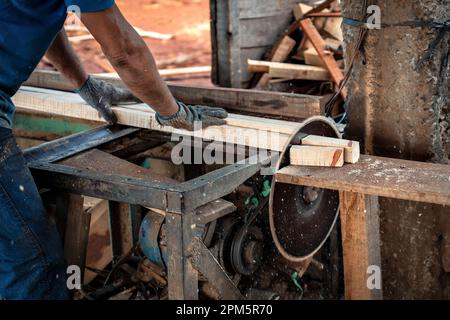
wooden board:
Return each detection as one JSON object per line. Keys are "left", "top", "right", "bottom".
{"left": 248, "top": 60, "right": 331, "bottom": 81}
{"left": 302, "top": 135, "right": 360, "bottom": 163}
{"left": 275, "top": 155, "right": 450, "bottom": 206}
{"left": 60, "top": 149, "right": 177, "bottom": 184}
{"left": 290, "top": 145, "right": 344, "bottom": 167}
{"left": 255, "top": 35, "right": 296, "bottom": 88}
{"left": 340, "top": 191, "right": 382, "bottom": 300}
{"left": 63, "top": 193, "right": 90, "bottom": 283}
{"left": 24, "top": 70, "right": 322, "bottom": 120}
{"left": 83, "top": 200, "right": 111, "bottom": 284}
{"left": 13, "top": 86, "right": 298, "bottom": 152}
{"left": 303, "top": 47, "right": 326, "bottom": 67}
{"left": 324, "top": 17, "right": 343, "bottom": 41}
{"left": 293, "top": 3, "right": 328, "bottom": 31}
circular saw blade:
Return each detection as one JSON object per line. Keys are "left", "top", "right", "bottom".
{"left": 269, "top": 116, "right": 341, "bottom": 262}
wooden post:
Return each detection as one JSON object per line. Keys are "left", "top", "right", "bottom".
{"left": 342, "top": 0, "right": 449, "bottom": 298}
{"left": 108, "top": 201, "right": 133, "bottom": 260}
{"left": 64, "top": 194, "right": 90, "bottom": 283}
{"left": 339, "top": 191, "right": 382, "bottom": 300}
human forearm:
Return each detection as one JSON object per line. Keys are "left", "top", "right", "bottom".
{"left": 81, "top": 5, "right": 178, "bottom": 117}
{"left": 104, "top": 33, "right": 178, "bottom": 117}
{"left": 45, "top": 30, "right": 88, "bottom": 89}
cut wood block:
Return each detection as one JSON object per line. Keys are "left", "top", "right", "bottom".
{"left": 290, "top": 145, "right": 344, "bottom": 167}
{"left": 248, "top": 60, "right": 330, "bottom": 81}
{"left": 301, "top": 135, "right": 360, "bottom": 164}
{"left": 293, "top": 3, "right": 313, "bottom": 16}
{"left": 269, "top": 36, "right": 297, "bottom": 62}
{"left": 324, "top": 17, "right": 343, "bottom": 42}
{"left": 324, "top": 37, "right": 342, "bottom": 52}
{"left": 293, "top": 3, "right": 328, "bottom": 31}
{"left": 303, "top": 47, "right": 328, "bottom": 67}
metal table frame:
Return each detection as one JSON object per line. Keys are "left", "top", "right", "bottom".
{"left": 25, "top": 124, "right": 275, "bottom": 300}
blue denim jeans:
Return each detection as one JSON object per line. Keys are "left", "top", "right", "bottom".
{"left": 0, "top": 127, "right": 69, "bottom": 299}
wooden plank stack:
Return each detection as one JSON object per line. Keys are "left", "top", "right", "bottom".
{"left": 290, "top": 135, "right": 360, "bottom": 167}
{"left": 248, "top": 1, "right": 344, "bottom": 93}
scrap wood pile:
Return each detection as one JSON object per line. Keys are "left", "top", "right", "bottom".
{"left": 249, "top": 0, "right": 345, "bottom": 117}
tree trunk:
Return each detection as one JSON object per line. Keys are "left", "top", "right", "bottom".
{"left": 341, "top": 0, "right": 449, "bottom": 299}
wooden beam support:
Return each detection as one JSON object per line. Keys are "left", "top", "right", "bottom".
{"left": 290, "top": 145, "right": 344, "bottom": 167}
{"left": 276, "top": 155, "right": 450, "bottom": 206}
{"left": 84, "top": 200, "right": 112, "bottom": 284}
{"left": 298, "top": 18, "right": 346, "bottom": 98}
{"left": 64, "top": 193, "right": 90, "bottom": 283}
{"left": 108, "top": 202, "right": 134, "bottom": 260}
{"left": 339, "top": 191, "right": 382, "bottom": 300}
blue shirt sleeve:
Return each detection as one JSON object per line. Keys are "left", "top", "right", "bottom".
{"left": 65, "top": 0, "right": 115, "bottom": 13}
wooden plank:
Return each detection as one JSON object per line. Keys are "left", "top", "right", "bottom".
{"left": 275, "top": 155, "right": 450, "bottom": 206}
{"left": 68, "top": 27, "right": 173, "bottom": 43}
{"left": 13, "top": 86, "right": 300, "bottom": 152}
{"left": 248, "top": 60, "right": 331, "bottom": 81}
{"left": 290, "top": 145, "right": 344, "bottom": 167}
{"left": 324, "top": 17, "right": 343, "bottom": 41}
{"left": 167, "top": 79, "right": 321, "bottom": 120}
{"left": 298, "top": 18, "right": 346, "bottom": 98}
{"left": 24, "top": 70, "right": 322, "bottom": 120}
{"left": 84, "top": 200, "right": 112, "bottom": 284}
{"left": 304, "top": 47, "right": 326, "bottom": 67}
{"left": 293, "top": 3, "right": 328, "bottom": 31}
{"left": 64, "top": 193, "right": 90, "bottom": 283}
{"left": 255, "top": 36, "right": 296, "bottom": 88}
{"left": 96, "top": 66, "right": 211, "bottom": 79}
{"left": 340, "top": 191, "right": 382, "bottom": 300}
{"left": 108, "top": 201, "right": 133, "bottom": 259}
{"left": 60, "top": 149, "right": 177, "bottom": 184}
{"left": 302, "top": 135, "right": 360, "bottom": 164}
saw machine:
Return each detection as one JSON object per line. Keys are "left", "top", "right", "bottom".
{"left": 21, "top": 111, "right": 344, "bottom": 300}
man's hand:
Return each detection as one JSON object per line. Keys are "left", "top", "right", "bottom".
{"left": 156, "top": 101, "right": 228, "bottom": 131}
{"left": 77, "top": 76, "right": 138, "bottom": 124}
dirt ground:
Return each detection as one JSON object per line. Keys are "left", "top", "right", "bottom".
{"left": 41, "top": 0, "right": 212, "bottom": 86}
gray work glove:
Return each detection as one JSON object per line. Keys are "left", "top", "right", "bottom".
{"left": 155, "top": 101, "right": 228, "bottom": 131}
{"left": 77, "top": 76, "right": 138, "bottom": 124}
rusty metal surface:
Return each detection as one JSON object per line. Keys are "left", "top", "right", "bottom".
{"left": 269, "top": 116, "right": 340, "bottom": 263}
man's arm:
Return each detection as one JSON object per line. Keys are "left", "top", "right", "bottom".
{"left": 45, "top": 29, "right": 88, "bottom": 89}
{"left": 45, "top": 29, "right": 136, "bottom": 123}
{"left": 46, "top": 4, "right": 227, "bottom": 130}
{"left": 80, "top": 5, "right": 178, "bottom": 117}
